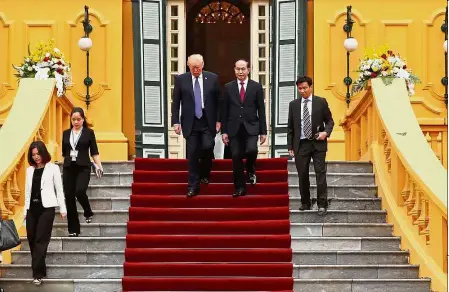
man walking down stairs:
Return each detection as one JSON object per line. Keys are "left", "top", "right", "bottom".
{"left": 0, "top": 159, "right": 431, "bottom": 291}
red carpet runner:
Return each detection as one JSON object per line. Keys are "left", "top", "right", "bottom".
{"left": 122, "top": 158, "right": 293, "bottom": 291}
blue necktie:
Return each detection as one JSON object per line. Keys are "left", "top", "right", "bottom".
{"left": 194, "top": 78, "right": 202, "bottom": 119}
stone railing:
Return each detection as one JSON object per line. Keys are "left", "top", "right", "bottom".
{"left": 340, "top": 78, "right": 448, "bottom": 292}
{"left": 0, "top": 79, "right": 74, "bottom": 263}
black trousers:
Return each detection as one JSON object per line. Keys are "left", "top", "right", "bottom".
{"left": 63, "top": 163, "right": 93, "bottom": 234}
{"left": 294, "top": 140, "right": 328, "bottom": 208}
{"left": 186, "top": 116, "right": 214, "bottom": 190}
{"left": 230, "top": 124, "right": 258, "bottom": 191}
{"left": 223, "top": 144, "right": 232, "bottom": 159}
{"left": 26, "top": 203, "right": 55, "bottom": 279}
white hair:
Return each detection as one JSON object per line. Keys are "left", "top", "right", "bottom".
{"left": 187, "top": 54, "right": 204, "bottom": 66}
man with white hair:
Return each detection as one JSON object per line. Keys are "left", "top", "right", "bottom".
{"left": 171, "top": 54, "right": 221, "bottom": 197}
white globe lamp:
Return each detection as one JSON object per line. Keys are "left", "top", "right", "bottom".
{"left": 78, "top": 37, "right": 93, "bottom": 51}
{"left": 344, "top": 37, "right": 358, "bottom": 52}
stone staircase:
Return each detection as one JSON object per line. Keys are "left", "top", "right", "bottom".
{"left": 0, "top": 160, "right": 431, "bottom": 292}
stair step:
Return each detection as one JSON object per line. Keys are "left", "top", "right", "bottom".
{"left": 19, "top": 237, "right": 125, "bottom": 251}
{"left": 86, "top": 185, "right": 377, "bottom": 198}
{"left": 291, "top": 223, "right": 393, "bottom": 237}
{"left": 292, "top": 264, "right": 419, "bottom": 279}
{"left": 291, "top": 197, "right": 381, "bottom": 210}
{"left": 75, "top": 196, "right": 381, "bottom": 211}
{"left": 0, "top": 278, "right": 429, "bottom": 292}
{"left": 60, "top": 160, "right": 373, "bottom": 174}
{"left": 291, "top": 237, "right": 401, "bottom": 251}
{"left": 49, "top": 222, "right": 393, "bottom": 237}
{"left": 58, "top": 161, "right": 134, "bottom": 173}
{"left": 51, "top": 223, "right": 127, "bottom": 237}
{"left": 289, "top": 185, "right": 377, "bottom": 198}
{"left": 0, "top": 264, "right": 123, "bottom": 279}
{"left": 53, "top": 209, "right": 386, "bottom": 224}
{"left": 293, "top": 251, "right": 409, "bottom": 265}
{"left": 290, "top": 210, "right": 386, "bottom": 223}
{"left": 11, "top": 251, "right": 125, "bottom": 265}
{"left": 77, "top": 197, "right": 130, "bottom": 210}
{"left": 54, "top": 210, "right": 128, "bottom": 223}
{"left": 288, "top": 173, "right": 374, "bottom": 185}
{"left": 87, "top": 171, "right": 375, "bottom": 186}
{"left": 12, "top": 250, "right": 408, "bottom": 266}
{"left": 288, "top": 161, "right": 373, "bottom": 173}
{"left": 292, "top": 279, "right": 430, "bottom": 292}
{"left": 18, "top": 236, "right": 401, "bottom": 252}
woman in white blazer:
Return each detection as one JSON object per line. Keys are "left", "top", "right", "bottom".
{"left": 24, "top": 141, "right": 67, "bottom": 286}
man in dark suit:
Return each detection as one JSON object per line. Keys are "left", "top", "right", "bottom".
{"left": 221, "top": 59, "right": 267, "bottom": 197}
{"left": 287, "top": 76, "right": 334, "bottom": 215}
{"left": 171, "top": 54, "right": 221, "bottom": 197}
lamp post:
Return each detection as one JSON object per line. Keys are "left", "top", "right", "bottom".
{"left": 343, "top": 5, "right": 358, "bottom": 108}
{"left": 78, "top": 5, "right": 93, "bottom": 109}
{"left": 442, "top": 6, "right": 448, "bottom": 107}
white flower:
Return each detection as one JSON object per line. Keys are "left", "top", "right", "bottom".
{"left": 45, "top": 52, "right": 50, "bottom": 58}
{"left": 54, "top": 48, "right": 60, "bottom": 53}
{"left": 25, "top": 58, "right": 30, "bottom": 63}
{"left": 55, "top": 72, "right": 64, "bottom": 97}
{"left": 397, "top": 68, "right": 410, "bottom": 79}
{"left": 35, "top": 67, "right": 50, "bottom": 80}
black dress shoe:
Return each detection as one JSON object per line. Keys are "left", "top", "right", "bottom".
{"left": 299, "top": 203, "right": 311, "bottom": 211}
{"left": 187, "top": 189, "right": 199, "bottom": 197}
{"left": 232, "top": 189, "right": 247, "bottom": 197}
{"left": 317, "top": 207, "right": 328, "bottom": 216}
{"left": 247, "top": 173, "right": 257, "bottom": 185}
{"left": 200, "top": 177, "right": 209, "bottom": 184}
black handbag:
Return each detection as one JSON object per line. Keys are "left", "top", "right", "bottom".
{"left": 0, "top": 219, "right": 20, "bottom": 252}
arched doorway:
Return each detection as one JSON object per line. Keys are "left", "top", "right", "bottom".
{"left": 186, "top": 0, "right": 251, "bottom": 87}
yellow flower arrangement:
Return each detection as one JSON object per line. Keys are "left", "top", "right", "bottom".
{"left": 13, "top": 38, "right": 71, "bottom": 97}
{"left": 352, "top": 45, "right": 421, "bottom": 96}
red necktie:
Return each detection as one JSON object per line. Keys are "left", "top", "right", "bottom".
{"left": 240, "top": 81, "right": 245, "bottom": 102}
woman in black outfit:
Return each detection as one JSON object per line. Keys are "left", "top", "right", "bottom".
{"left": 24, "top": 141, "right": 67, "bottom": 286}
{"left": 62, "top": 107, "right": 103, "bottom": 237}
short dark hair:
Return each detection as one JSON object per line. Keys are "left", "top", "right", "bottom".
{"left": 235, "top": 59, "right": 250, "bottom": 68}
{"left": 27, "top": 141, "right": 52, "bottom": 166}
{"left": 70, "top": 107, "right": 89, "bottom": 128}
{"left": 296, "top": 76, "right": 313, "bottom": 87}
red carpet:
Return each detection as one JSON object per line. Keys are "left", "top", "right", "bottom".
{"left": 122, "top": 158, "right": 293, "bottom": 291}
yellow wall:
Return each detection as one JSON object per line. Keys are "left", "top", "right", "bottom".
{"left": 122, "top": 0, "right": 136, "bottom": 159}
{"left": 0, "top": 0, "right": 128, "bottom": 161}
{"left": 314, "top": 0, "right": 448, "bottom": 160}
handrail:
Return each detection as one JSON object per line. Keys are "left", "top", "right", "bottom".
{"left": 341, "top": 78, "right": 448, "bottom": 292}
{"left": 0, "top": 78, "right": 75, "bottom": 264}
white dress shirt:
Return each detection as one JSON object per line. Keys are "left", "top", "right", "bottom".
{"left": 192, "top": 74, "right": 204, "bottom": 109}
{"left": 300, "top": 95, "right": 313, "bottom": 139}
{"left": 237, "top": 78, "right": 248, "bottom": 93}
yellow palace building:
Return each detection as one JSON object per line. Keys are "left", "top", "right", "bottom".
{"left": 0, "top": 0, "right": 447, "bottom": 291}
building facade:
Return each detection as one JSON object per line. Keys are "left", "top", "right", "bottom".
{"left": 131, "top": 0, "right": 309, "bottom": 159}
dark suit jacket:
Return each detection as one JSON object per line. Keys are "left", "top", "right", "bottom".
{"left": 221, "top": 79, "right": 267, "bottom": 138}
{"left": 62, "top": 127, "right": 99, "bottom": 167}
{"left": 287, "top": 95, "right": 334, "bottom": 152}
{"left": 171, "top": 71, "right": 221, "bottom": 137}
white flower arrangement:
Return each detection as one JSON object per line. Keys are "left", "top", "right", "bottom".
{"left": 13, "top": 39, "right": 72, "bottom": 97}
{"left": 352, "top": 46, "right": 421, "bottom": 96}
